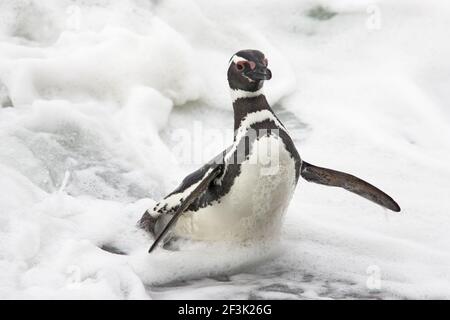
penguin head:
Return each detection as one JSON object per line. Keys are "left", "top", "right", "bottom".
{"left": 227, "top": 49, "right": 272, "bottom": 92}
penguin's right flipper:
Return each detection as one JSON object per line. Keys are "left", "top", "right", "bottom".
{"left": 148, "top": 165, "right": 223, "bottom": 253}
{"left": 300, "top": 161, "right": 401, "bottom": 212}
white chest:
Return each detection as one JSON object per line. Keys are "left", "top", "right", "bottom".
{"left": 175, "top": 135, "right": 297, "bottom": 242}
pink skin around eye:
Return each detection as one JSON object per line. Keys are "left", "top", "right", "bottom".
{"left": 236, "top": 60, "right": 256, "bottom": 71}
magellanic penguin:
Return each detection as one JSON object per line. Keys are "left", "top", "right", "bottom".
{"left": 139, "top": 49, "right": 401, "bottom": 253}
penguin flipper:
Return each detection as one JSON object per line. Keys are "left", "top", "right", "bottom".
{"left": 300, "top": 161, "right": 401, "bottom": 212}
{"left": 148, "top": 165, "right": 223, "bottom": 253}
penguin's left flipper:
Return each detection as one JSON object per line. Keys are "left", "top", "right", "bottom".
{"left": 148, "top": 166, "right": 223, "bottom": 253}
{"left": 300, "top": 161, "right": 401, "bottom": 212}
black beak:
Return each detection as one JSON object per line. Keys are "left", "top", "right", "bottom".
{"left": 247, "top": 67, "right": 272, "bottom": 81}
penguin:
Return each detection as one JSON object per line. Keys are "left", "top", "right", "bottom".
{"left": 139, "top": 49, "right": 401, "bottom": 253}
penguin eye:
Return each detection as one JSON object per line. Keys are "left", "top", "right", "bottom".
{"left": 236, "top": 61, "right": 246, "bottom": 71}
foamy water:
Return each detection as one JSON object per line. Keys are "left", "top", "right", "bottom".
{"left": 0, "top": 0, "right": 449, "bottom": 299}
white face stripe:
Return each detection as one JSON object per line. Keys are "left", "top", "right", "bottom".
{"left": 229, "top": 55, "right": 257, "bottom": 84}
{"left": 229, "top": 55, "right": 249, "bottom": 67}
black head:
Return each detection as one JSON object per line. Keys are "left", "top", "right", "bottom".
{"left": 228, "top": 49, "right": 272, "bottom": 92}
